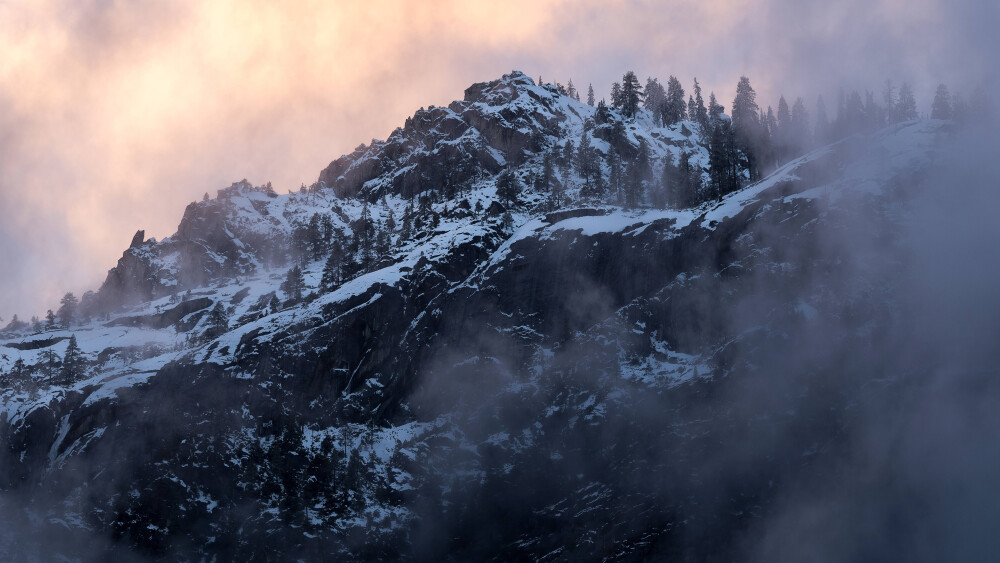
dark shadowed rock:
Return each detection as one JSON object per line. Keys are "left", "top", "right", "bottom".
{"left": 130, "top": 230, "right": 145, "bottom": 248}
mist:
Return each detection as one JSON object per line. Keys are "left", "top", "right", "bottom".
{"left": 387, "top": 109, "right": 1000, "bottom": 559}
{"left": 1, "top": 0, "right": 994, "bottom": 320}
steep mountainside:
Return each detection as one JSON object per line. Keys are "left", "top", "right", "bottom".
{"left": 0, "top": 72, "right": 979, "bottom": 561}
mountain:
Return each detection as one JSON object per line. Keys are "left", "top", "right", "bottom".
{"left": 0, "top": 71, "right": 990, "bottom": 561}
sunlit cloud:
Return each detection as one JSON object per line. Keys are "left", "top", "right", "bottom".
{"left": 0, "top": 0, "right": 990, "bottom": 319}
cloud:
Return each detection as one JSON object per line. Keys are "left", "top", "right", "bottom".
{"left": 0, "top": 0, "right": 991, "bottom": 319}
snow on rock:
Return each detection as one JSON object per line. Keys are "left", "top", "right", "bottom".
{"left": 0, "top": 69, "right": 956, "bottom": 560}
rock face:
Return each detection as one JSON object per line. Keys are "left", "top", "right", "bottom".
{"left": 0, "top": 71, "right": 984, "bottom": 561}
{"left": 129, "top": 230, "right": 144, "bottom": 248}
{"left": 96, "top": 232, "right": 159, "bottom": 307}
{"left": 106, "top": 297, "right": 213, "bottom": 330}
{"left": 319, "top": 72, "right": 567, "bottom": 199}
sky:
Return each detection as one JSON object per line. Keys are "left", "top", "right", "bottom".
{"left": 0, "top": 0, "right": 993, "bottom": 320}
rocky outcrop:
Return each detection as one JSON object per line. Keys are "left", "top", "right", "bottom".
{"left": 4, "top": 336, "right": 68, "bottom": 351}
{"left": 318, "top": 72, "right": 569, "bottom": 199}
{"left": 105, "top": 297, "right": 213, "bottom": 330}
{"left": 129, "top": 230, "right": 145, "bottom": 248}
{"left": 96, "top": 236, "right": 161, "bottom": 308}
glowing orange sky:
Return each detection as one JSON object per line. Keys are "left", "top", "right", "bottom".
{"left": 0, "top": 0, "right": 988, "bottom": 319}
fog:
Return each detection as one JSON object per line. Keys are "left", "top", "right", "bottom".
{"left": 0, "top": 0, "right": 993, "bottom": 320}
{"left": 397, "top": 118, "right": 1000, "bottom": 558}
{"left": 739, "top": 120, "right": 1000, "bottom": 561}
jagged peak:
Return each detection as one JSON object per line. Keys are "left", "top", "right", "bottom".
{"left": 463, "top": 70, "right": 538, "bottom": 105}
{"left": 129, "top": 230, "right": 145, "bottom": 249}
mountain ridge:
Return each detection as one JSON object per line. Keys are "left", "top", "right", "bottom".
{"left": 0, "top": 70, "right": 962, "bottom": 560}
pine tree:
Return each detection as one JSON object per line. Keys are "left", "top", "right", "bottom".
{"left": 575, "top": 131, "right": 600, "bottom": 195}
{"left": 586, "top": 83, "right": 595, "bottom": 106}
{"left": 759, "top": 106, "right": 777, "bottom": 170}
{"left": 637, "top": 138, "right": 652, "bottom": 185}
{"left": 496, "top": 168, "right": 523, "bottom": 207}
{"left": 567, "top": 79, "right": 579, "bottom": 101}
{"left": 731, "top": 76, "right": 762, "bottom": 180}
{"left": 610, "top": 82, "right": 623, "bottom": 110}
{"left": 592, "top": 165, "right": 606, "bottom": 201}
{"left": 501, "top": 210, "right": 514, "bottom": 231}
{"left": 815, "top": 95, "right": 830, "bottom": 144}
{"left": 306, "top": 213, "right": 323, "bottom": 260}
{"left": 561, "top": 139, "right": 575, "bottom": 177}
{"left": 708, "top": 127, "right": 725, "bottom": 202}
{"left": 620, "top": 71, "right": 643, "bottom": 118}
{"left": 691, "top": 78, "right": 709, "bottom": 128}
{"left": 11, "top": 359, "right": 25, "bottom": 380}
{"left": 663, "top": 76, "right": 686, "bottom": 125}
{"left": 864, "top": 90, "right": 881, "bottom": 129}
{"left": 897, "top": 83, "right": 917, "bottom": 120}
{"left": 400, "top": 199, "right": 415, "bottom": 240}
{"left": 60, "top": 335, "right": 84, "bottom": 385}
{"left": 38, "top": 349, "right": 60, "bottom": 381}
{"left": 765, "top": 107, "right": 778, "bottom": 140}
{"left": 931, "top": 84, "right": 952, "bottom": 120}
{"left": 607, "top": 119, "right": 627, "bottom": 156}
{"left": 321, "top": 237, "right": 345, "bottom": 291}
{"left": 281, "top": 265, "right": 305, "bottom": 302}
{"left": 607, "top": 148, "right": 623, "bottom": 203}
{"left": 357, "top": 201, "right": 374, "bottom": 266}
{"left": 774, "top": 96, "right": 791, "bottom": 164}
{"left": 623, "top": 139, "right": 652, "bottom": 208}
{"left": 204, "top": 302, "right": 229, "bottom": 341}
{"left": 10, "top": 358, "right": 29, "bottom": 390}
{"left": 686, "top": 152, "right": 703, "bottom": 201}
{"left": 836, "top": 88, "right": 847, "bottom": 127}
{"left": 791, "top": 97, "right": 810, "bottom": 154}
{"left": 776, "top": 96, "right": 791, "bottom": 138}
{"left": 709, "top": 120, "right": 740, "bottom": 199}
{"left": 549, "top": 167, "right": 566, "bottom": 209}
{"left": 679, "top": 151, "right": 702, "bottom": 206}
{"left": 663, "top": 152, "right": 698, "bottom": 208}
{"left": 624, "top": 161, "right": 642, "bottom": 209}
{"left": 385, "top": 207, "right": 396, "bottom": 234}
{"left": 644, "top": 78, "right": 666, "bottom": 124}
{"left": 661, "top": 153, "right": 678, "bottom": 208}
{"left": 375, "top": 226, "right": 391, "bottom": 258}
{"left": 45, "top": 310, "right": 57, "bottom": 330}
{"left": 4, "top": 314, "right": 26, "bottom": 332}
{"left": 534, "top": 151, "right": 555, "bottom": 193}
{"left": 882, "top": 80, "right": 897, "bottom": 123}
{"left": 58, "top": 293, "right": 78, "bottom": 328}
{"left": 595, "top": 99, "right": 611, "bottom": 123}
{"left": 708, "top": 92, "right": 724, "bottom": 122}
